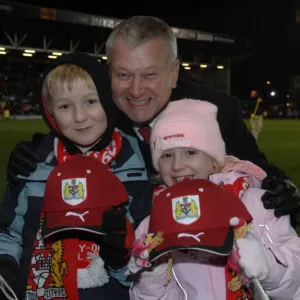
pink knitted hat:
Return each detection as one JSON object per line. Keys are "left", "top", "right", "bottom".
{"left": 150, "top": 99, "right": 226, "bottom": 171}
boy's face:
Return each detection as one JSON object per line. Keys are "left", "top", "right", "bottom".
{"left": 158, "top": 148, "right": 214, "bottom": 187}
{"left": 49, "top": 79, "right": 107, "bottom": 147}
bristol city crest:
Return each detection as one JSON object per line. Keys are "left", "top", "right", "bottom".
{"left": 172, "top": 195, "right": 200, "bottom": 225}
{"left": 61, "top": 178, "right": 87, "bottom": 206}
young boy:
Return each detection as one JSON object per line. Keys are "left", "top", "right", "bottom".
{"left": 0, "top": 53, "right": 153, "bottom": 300}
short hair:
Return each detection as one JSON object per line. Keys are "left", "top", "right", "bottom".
{"left": 42, "top": 64, "right": 96, "bottom": 111}
{"left": 106, "top": 16, "right": 177, "bottom": 65}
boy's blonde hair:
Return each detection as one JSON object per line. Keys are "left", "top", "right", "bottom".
{"left": 42, "top": 64, "right": 96, "bottom": 111}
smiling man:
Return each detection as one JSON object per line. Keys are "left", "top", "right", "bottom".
{"left": 105, "top": 16, "right": 300, "bottom": 225}
{"left": 108, "top": 31, "right": 179, "bottom": 124}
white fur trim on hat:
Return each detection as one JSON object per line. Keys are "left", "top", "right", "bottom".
{"left": 150, "top": 99, "right": 226, "bottom": 171}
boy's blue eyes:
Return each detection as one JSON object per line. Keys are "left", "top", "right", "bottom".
{"left": 87, "top": 99, "right": 98, "bottom": 104}
{"left": 58, "top": 99, "right": 99, "bottom": 109}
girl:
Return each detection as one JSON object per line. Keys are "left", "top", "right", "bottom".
{"left": 128, "top": 99, "right": 300, "bottom": 300}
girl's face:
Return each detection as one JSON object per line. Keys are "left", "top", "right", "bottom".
{"left": 158, "top": 148, "right": 215, "bottom": 187}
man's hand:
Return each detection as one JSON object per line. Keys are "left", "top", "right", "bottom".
{"left": 6, "top": 133, "right": 44, "bottom": 185}
{"left": 261, "top": 176, "right": 300, "bottom": 225}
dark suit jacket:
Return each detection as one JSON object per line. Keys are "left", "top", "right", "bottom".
{"left": 116, "top": 75, "right": 287, "bottom": 179}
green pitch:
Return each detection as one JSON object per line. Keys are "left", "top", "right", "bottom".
{"left": 0, "top": 118, "right": 300, "bottom": 197}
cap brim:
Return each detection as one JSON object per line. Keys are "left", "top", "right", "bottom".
{"left": 149, "top": 227, "right": 234, "bottom": 262}
{"left": 41, "top": 208, "right": 107, "bottom": 239}
{"left": 42, "top": 226, "right": 106, "bottom": 240}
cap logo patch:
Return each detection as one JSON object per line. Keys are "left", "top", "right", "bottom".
{"left": 172, "top": 195, "right": 200, "bottom": 225}
{"left": 62, "top": 178, "right": 87, "bottom": 206}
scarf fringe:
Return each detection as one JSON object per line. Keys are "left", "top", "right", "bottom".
{"left": 77, "top": 256, "right": 109, "bottom": 289}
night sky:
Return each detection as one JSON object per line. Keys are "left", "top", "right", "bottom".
{"left": 10, "top": 1, "right": 299, "bottom": 102}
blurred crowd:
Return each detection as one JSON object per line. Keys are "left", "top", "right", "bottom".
{"left": 0, "top": 61, "right": 43, "bottom": 115}
{"left": 0, "top": 60, "right": 299, "bottom": 118}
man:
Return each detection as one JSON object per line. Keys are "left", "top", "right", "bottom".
{"left": 247, "top": 90, "right": 264, "bottom": 140}
{"left": 7, "top": 16, "right": 300, "bottom": 224}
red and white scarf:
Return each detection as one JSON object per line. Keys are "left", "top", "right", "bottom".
{"left": 26, "top": 129, "right": 123, "bottom": 299}
{"left": 54, "top": 128, "right": 123, "bottom": 165}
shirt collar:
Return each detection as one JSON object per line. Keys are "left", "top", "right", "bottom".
{"left": 133, "top": 111, "right": 163, "bottom": 141}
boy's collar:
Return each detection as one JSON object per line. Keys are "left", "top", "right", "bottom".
{"left": 76, "top": 138, "right": 102, "bottom": 154}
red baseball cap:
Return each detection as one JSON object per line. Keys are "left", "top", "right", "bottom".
{"left": 41, "top": 154, "right": 129, "bottom": 239}
{"left": 148, "top": 179, "right": 253, "bottom": 261}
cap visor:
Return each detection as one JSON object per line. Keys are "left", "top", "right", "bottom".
{"left": 42, "top": 226, "right": 106, "bottom": 239}
{"left": 149, "top": 227, "right": 234, "bottom": 262}
{"left": 42, "top": 208, "right": 106, "bottom": 239}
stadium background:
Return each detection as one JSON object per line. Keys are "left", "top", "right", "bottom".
{"left": 0, "top": 1, "right": 299, "bottom": 200}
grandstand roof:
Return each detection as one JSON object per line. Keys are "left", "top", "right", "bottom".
{"left": 0, "top": 1, "right": 253, "bottom": 67}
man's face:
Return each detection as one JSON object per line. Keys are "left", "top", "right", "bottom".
{"left": 109, "top": 36, "right": 180, "bottom": 124}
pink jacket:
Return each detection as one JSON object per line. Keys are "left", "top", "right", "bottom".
{"left": 129, "top": 170, "right": 300, "bottom": 300}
